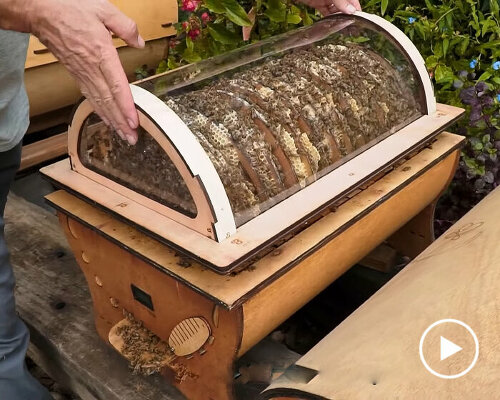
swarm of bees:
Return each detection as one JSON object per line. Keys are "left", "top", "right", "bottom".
{"left": 81, "top": 42, "right": 420, "bottom": 226}
{"left": 167, "top": 42, "right": 420, "bottom": 224}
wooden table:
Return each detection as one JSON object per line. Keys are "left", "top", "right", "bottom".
{"left": 41, "top": 132, "right": 464, "bottom": 400}
{"left": 262, "top": 187, "right": 500, "bottom": 399}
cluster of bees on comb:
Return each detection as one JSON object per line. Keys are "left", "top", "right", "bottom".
{"left": 165, "top": 42, "right": 421, "bottom": 224}
{"left": 80, "top": 122, "right": 198, "bottom": 216}
{"left": 81, "top": 41, "right": 421, "bottom": 225}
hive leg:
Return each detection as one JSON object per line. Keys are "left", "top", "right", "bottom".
{"left": 387, "top": 200, "right": 437, "bottom": 259}
{"left": 387, "top": 148, "right": 460, "bottom": 259}
{"left": 57, "top": 214, "right": 243, "bottom": 400}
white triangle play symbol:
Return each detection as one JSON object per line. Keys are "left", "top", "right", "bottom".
{"left": 440, "top": 336, "right": 462, "bottom": 361}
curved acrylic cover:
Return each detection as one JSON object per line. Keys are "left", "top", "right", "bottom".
{"left": 75, "top": 12, "right": 437, "bottom": 241}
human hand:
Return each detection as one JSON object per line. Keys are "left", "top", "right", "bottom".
{"left": 27, "top": 0, "right": 144, "bottom": 145}
{"left": 296, "top": 0, "right": 361, "bottom": 16}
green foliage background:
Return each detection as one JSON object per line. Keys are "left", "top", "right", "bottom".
{"left": 137, "top": 0, "right": 500, "bottom": 226}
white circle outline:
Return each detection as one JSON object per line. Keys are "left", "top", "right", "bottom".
{"left": 419, "top": 319, "right": 479, "bottom": 379}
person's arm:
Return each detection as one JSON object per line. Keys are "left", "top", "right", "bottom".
{"left": 296, "top": 0, "right": 361, "bottom": 16}
{"left": 0, "top": 0, "right": 143, "bottom": 145}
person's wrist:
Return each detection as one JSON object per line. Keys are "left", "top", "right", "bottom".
{"left": 0, "top": 0, "right": 34, "bottom": 32}
{"left": 22, "top": 0, "right": 49, "bottom": 36}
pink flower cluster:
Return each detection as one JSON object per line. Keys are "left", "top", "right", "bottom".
{"left": 181, "top": 0, "right": 200, "bottom": 12}
{"left": 201, "top": 12, "right": 210, "bottom": 23}
{"left": 188, "top": 29, "right": 201, "bottom": 39}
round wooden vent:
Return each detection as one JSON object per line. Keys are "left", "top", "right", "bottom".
{"left": 168, "top": 317, "right": 211, "bottom": 357}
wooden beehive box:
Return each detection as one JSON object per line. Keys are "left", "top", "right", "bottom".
{"left": 25, "top": 0, "right": 177, "bottom": 120}
{"left": 41, "top": 12, "right": 464, "bottom": 274}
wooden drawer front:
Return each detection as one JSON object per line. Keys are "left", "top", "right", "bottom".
{"left": 113, "top": 0, "right": 177, "bottom": 44}
{"left": 26, "top": 36, "right": 55, "bottom": 68}
{"left": 26, "top": 0, "right": 176, "bottom": 69}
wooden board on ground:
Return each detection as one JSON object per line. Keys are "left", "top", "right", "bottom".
{"left": 262, "top": 187, "right": 500, "bottom": 399}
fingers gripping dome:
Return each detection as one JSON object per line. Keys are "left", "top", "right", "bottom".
{"left": 45, "top": 12, "right": 462, "bottom": 273}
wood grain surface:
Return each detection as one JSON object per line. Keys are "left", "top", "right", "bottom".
{"left": 262, "top": 187, "right": 500, "bottom": 399}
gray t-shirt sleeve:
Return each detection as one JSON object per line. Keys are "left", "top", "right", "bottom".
{"left": 0, "top": 29, "right": 29, "bottom": 152}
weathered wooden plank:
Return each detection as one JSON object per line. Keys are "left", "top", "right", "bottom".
{"left": 5, "top": 194, "right": 184, "bottom": 400}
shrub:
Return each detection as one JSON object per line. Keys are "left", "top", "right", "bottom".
{"left": 145, "top": 0, "right": 500, "bottom": 227}
{"left": 362, "top": 0, "right": 500, "bottom": 230}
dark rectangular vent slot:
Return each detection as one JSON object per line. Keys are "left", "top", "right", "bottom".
{"left": 131, "top": 284, "right": 154, "bottom": 311}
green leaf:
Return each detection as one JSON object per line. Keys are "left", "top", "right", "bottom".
{"left": 287, "top": 14, "right": 302, "bottom": 24}
{"left": 265, "top": 7, "right": 286, "bottom": 22}
{"left": 303, "top": 11, "right": 313, "bottom": 25}
{"left": 424, "top": 0, "right": 437, "bottom": 13}
{"left": 426, "top": 55, "right": 440, "bottom": 68}
{"left": 415, "top": 23, "right": 426, "bottom": 40}
{"left": 204, "top": 0, "right": 226, "bottom": 13}
{"left": 156, "top": 60, "right": 168, "bottom": 74}
{"left": 264, "top": 0, "right": 287, "bottom": 22}
{"left": 221, "top": 0, "right": 252, "bottom": 26}
{"left": 167, "top": 58, "right": 179, "bottom": 70}
{"left": 478, "top": 71, "right": 492, "bottom": 81}
{"left": 443, "top": 38, "right": 450, "bottom": 57}
{"left": 464, "top": 156, "right": 478, "bottom": 169}
{"left": 457, "top": 36, "right": 470, "bottom": 56}
{"left": 434, "top": 41, "right": 443, "bottom": 58}
{"left": 492, "top": 76, "right": 500, "bottom": 85}
{"left": 381, "top": 0, "right": 388, "bottom": 16}
{"left": 186, "top": 36, "right": 194, "bottom": 52}
{"left": 182, "top": 47, "right": 202, "bottom": 63}
{"left": 208, "top": 23, "right": 240, "bottom": 44}
{"left": 435, "top": 64, "right": 454, "bottom": 84}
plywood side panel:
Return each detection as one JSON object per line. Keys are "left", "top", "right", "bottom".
{"left": 60, "top": 214, "right": 243, "bottom": 400}
{"left": 263, "top": 187, "right": 500, "bottom": 399}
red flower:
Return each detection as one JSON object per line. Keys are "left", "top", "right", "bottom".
{"left": 201, "top": 12, "right": 210, "bottom": 24}
{"left": 188, "top": 29, "right": 200, "bottom": 40}
{"left": 182, "top": 21, "right": 189, "bottom": 30}
{"left": 181, "top": 0, "right": 200, "bottom": 11}
{"left": 169, "top": 39, "right": 177, "bottom": 48}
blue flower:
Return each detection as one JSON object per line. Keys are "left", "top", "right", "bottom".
{"left": 493, "top": 61, "right": 500, "bottom": 70}
{"left": 497, "top": 94, "right": 500, "bottom": 102}
{"left": 408, "top": 17, "right": 416, "bottom": 24}
{"left": 470, "top": 59, "right": 478, "bottom": 69}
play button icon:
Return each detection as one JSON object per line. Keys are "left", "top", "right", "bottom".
{"left": 440, "top": 336, "right": 462, "bottom": 361}
{"left": 419, "top": 319, "right": 479, "bottom": 379}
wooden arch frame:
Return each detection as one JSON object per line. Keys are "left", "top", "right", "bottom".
{"left": 67, "top": 86, "right": 237, "bottom": 241}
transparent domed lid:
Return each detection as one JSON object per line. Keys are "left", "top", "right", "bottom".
{"left": 71, "top": 12, "right": 441, "bottom": 248}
